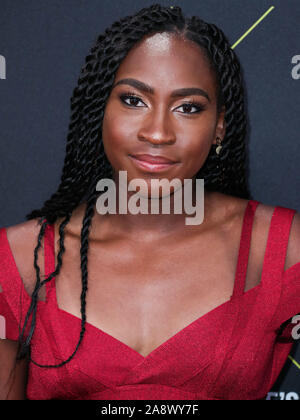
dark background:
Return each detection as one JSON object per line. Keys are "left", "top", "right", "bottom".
{"left": 0, "top": 0, "right": 299, "bottom": 399}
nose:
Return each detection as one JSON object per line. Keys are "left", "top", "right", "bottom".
{"left": 137, "top": 109, "right": 176, "bottom": 147}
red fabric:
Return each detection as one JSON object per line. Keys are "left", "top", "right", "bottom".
{"left": 0, "top": 199, "right": 300, "bottom": 400}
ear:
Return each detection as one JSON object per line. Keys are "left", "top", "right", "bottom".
{"left": 212, "top": 106, "right": 226, "bottom": 144}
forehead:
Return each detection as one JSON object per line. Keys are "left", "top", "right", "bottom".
{"left": 114, "top": 32, "right": 217, "bottom": 94}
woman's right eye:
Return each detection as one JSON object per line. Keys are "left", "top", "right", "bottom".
{"left": 119, "top": 93, "right": 146, "bottom": 108}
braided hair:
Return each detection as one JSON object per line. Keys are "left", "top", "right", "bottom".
{"left": 16, "top": 3, "right": 252, "bottom": 368}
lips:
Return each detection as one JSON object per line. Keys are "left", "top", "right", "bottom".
{"left": 128, "top": 154, "right": 178, "bottom": 173}
{"left": 129, "top": 154, "right": 177, "bottom": 164}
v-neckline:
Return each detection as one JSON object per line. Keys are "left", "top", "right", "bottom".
{"left": 44, "top": 198, "right": 259, "bottom": 360}
{"left": 52, "top": 282, "right": 261, "bottom": 361}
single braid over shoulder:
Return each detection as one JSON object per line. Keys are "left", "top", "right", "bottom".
{"left": 18, "top": 4, "right": 251, "bottom": 368}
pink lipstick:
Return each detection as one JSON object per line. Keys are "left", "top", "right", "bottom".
{"left": 129, "top": 154, "right": 178, "bottom": 173}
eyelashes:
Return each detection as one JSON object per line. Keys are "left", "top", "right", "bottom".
{"left": 118, "top": 90, "right": 206, "bottom": 115}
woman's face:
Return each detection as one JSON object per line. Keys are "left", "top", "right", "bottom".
{"left": 102, "top": 32, "right": 226, "bottom": 196}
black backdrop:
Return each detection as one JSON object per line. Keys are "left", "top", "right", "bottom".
{"left": 0, "top": 0, "right": 299, "bottom": 400}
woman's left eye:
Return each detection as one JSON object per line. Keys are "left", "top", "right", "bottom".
{"left": 176, "top": 102, "right": 205, "bottom": 114}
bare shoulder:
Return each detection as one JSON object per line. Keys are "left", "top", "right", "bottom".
{"left": 216, "top": 193, "right": 300, "bottom": 271}
{"left": 285, "top": 207, "right": 300, "bottom": 271}
{"left": 5, "top": 219, "right": 45, "bottom": 264}
{"left": 244, "top": 198, "right": 300, "bottom": 271}
{"left": 1, "top": 202, "right": 98, "bottom": 297}
{"left": 219, "top": 192, "right": 275, "bottom": 220}
{"left": 5, "top": 218, "right": 44, "bottom": 246}
{"left": 206, "top": 192, "right": 269, "bottom": 222}
{"left": 3, "top": 218, "right": 46, "bottom": 298}
{"left": 209, "top": 192, "right": 277, "bottom": 239}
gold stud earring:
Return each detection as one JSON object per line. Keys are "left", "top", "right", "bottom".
{"left": 216, "top": 137, "right": 222, "bottom": 155}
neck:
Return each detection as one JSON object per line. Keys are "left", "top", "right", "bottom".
{"left": 92, "top": 175, "right": 217, "bottom": 241}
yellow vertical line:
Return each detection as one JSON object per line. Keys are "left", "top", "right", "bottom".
{"left": 231, "top": 6, "right": 275, "bottom": 49}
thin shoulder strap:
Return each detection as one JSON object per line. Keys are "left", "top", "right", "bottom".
{"left": 261, "top": 205, "right": 297, "bottom": 286}
{"left": 0, "top": 227, "right": 24, "bottom": 313}
{"left": 232, "top": 199, "right": 260, "bottom": 299}
{"left": 43, "top": 220, "right": 56, "bottom": 302}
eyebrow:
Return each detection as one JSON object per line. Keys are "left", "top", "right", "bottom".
{"left": 112, "top": 78, "right": 211, "bottom": 102}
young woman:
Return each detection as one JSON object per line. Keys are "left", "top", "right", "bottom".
{"left": 0, "top": 4, "right": 300, "bottom": 400}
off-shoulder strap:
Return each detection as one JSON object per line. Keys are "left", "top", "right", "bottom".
{"left": 231, "top": 199, "right": 260, "bottom": 299}
{"left": 0, "top": 227, "right": 26, "bottom": 340}
{"left": 0, "top": 227, "right": 26, "bottom": 307}
{"left": 261, "top": 206, "right": 297, "bottom": 287}
{"left": 261, "top": 206, "right": 300, "bottom": 330}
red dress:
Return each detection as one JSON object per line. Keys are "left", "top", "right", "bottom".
{"left": 0, "top": 199, "right": 300, "bottom": 400}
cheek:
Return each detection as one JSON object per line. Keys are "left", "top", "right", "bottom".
{"left": 185, "top": 145, "right": 211, "bottom": 175}
{"left": 180, "top": 127, "right": 215, "bottom": 174}
{"left": 102, "top": 107, "right": 134, "bottom": 152}
{"left": 102, "top": 114, "right": 121, "bottom": 155}
{"left": 102, "top": 114, "right": 135, "bottom": 171}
